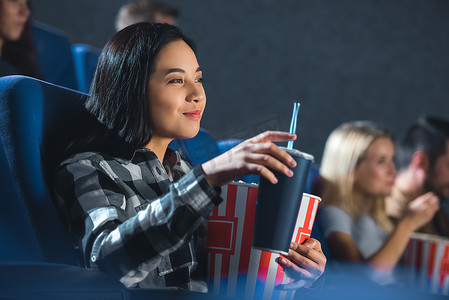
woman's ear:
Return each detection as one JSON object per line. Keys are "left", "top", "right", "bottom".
{"left": 410, "top": 150, "right": 429, "bottom": 172}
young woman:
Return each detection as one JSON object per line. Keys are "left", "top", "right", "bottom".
{"left": 315, "top": 121, "right": 438, "bottom": 272}
{"left": 0, "top": 0, "right": 40, "bottom": 77}
{"left": 48, "top": 23, "right": 326, "bottom": 292}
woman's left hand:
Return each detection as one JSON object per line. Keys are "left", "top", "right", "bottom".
{"left": 276, "top": 238, "right": 326, "bottom": 290}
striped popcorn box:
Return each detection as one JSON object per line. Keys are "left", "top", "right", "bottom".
{"left": 207, "top": 182, "right": 321, "bottom": 300}
{"left": 402, "top": 233, "right": 449, "bottom": 296}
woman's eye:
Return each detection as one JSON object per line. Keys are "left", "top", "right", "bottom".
{"left": 196, "top": 77, "right": 204, "bottom": 83}
{"left": 169, "top": 78, "right": 183, "bottom": 84}
{"left": 377, "top": 158, "right": 386, "bottom": 164}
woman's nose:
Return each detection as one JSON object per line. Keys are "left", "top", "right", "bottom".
{"left": 19, "top": 2, "right": 31, "bottom": 18}
{"left": 186, "top": 83, "right": 205, "bottom": 103}
{"left": 389, "top": 161, "right": 397, "bottom": 175}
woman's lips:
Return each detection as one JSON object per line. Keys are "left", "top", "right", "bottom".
{"left": 386, "top": 180, "right": 395, "bottom": 187}
{"left": 183, "top": 110, "right": 202, "bottom": 119}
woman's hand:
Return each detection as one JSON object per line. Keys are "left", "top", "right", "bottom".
{"left": 276, "top": 239, "right": 326, "bottom": 290}
{"left": 201, "top": 131, "right": 297, "bottom": 187}
{"left": 404, "top": 191, "right": 439, "bottom": 232}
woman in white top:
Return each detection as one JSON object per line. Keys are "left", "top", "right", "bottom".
{"left": 315, "top": 121, "right": 438, "bottom": 272}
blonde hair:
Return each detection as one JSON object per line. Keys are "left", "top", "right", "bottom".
{"left": 320, "top": 121, "right": 393, "bottom": 233}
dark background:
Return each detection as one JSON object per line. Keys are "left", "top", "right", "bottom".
{"left": 32, "top": 0, "right": 449, "bottom": 163}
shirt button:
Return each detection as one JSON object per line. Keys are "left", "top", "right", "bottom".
{"left": 156, "top": 167, "right": 162, "bottom": 175}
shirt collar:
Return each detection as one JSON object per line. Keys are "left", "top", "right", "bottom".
{"left": 113, "top": 147, "right": 181, "bottom": 166}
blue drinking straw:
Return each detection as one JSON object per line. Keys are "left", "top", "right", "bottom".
{"left": 287, "top": 102, "right": 300, "bottom": 149}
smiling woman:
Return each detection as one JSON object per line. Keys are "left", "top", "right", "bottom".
{"left": 44, "top": 22, "right": 326, "bottom": 292}
{"left": 147, "top": 40, "right": 206, "bottom": 161}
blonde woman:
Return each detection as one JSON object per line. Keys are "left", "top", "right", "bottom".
{"left": 315, "top": 121, "right": 438, "bottom": 272}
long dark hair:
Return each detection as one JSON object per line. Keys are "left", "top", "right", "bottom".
{"left": 86, "top": 22, "right": 195, "bottom": 149}
{"left": 44, "top": 23, "right": 195, "bottom": 188}
{"left": 46, "top": 23, "right": 195, "bottom": 167}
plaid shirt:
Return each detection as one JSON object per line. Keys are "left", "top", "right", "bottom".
{"left": 53, "top": 148, "right": 222, "bottom": 291}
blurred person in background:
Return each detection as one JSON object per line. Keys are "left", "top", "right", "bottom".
{"left": 387, "top": 115, "right": 449, "bottom": 237}
{"left": 0, "top": 0, "right": 40, "bottom": 78}
{"left": 115, "top": 0, "right": 178, "bottom": 32}
{"left": 45, "top": 22, "right": 326, "bottom": 292}
{"left": 314, "top": 121, "right": 438, "bottom": 275}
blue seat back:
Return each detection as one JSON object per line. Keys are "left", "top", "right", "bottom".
{"left": 305, "top": 163, "right": 320, "bottom": 194}
{"left": 305, "top": 166, "right": 332, "bottom": 259}
{"left": 0, "top": 136, "right": 42, "bottom": 262}
{"left": 216, "top": 138, "right": 242, "bottom": 154}
{"left": 0, "top": 75, "right": 87, "bottom": 265}
{"left": 71, "top": 44, "right": 101, "bottom": 93}
{"left": 31, "top": 21, "right": 78, "bottom": 90}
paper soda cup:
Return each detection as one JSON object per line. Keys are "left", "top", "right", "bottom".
{"left": 401, "top": 233, "right": 449, "bottom": 296}
{"left": 253, "top": 148, "right": 314, "bottom": 255}
{"left": 207, "top": 182, "right": 321, "bottom": 299}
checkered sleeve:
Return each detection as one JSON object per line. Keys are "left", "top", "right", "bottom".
{"left": 54, "top": 154, "right": 222, "bottom": 287}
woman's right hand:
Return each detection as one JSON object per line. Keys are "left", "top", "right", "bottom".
{"left": 201, "top": 131, "right": 297, "bottom": 187}
{"left": 403, "top": 191, "right": 439, "bottom": 231}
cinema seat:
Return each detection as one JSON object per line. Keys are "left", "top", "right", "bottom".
{"left": 0, "top": 75, "right": 127, "bottom": 298}
{"left": 0, "top": 75, "right": 236, "bottom": 300}
{"left": 0, "top": 135, "right": 42, "bottom": 262}
{"left": 72, "top": 43, "right": 101, "bottom": 93}
{"left": 0, "top": 75, "right": 85, "bottom": 265}
{"left": 31, "top": 21, "right": 78, "bottom": 90}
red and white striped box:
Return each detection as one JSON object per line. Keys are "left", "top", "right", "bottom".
{"left": 402, "top": 233, "right": 449, "bottom": 296}
{"left": 207, "top": 182, "right": 321, "bottom": 300}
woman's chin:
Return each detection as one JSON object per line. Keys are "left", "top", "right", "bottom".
{"left": 176, "top": 129, "right": 200, "bottom": 140}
